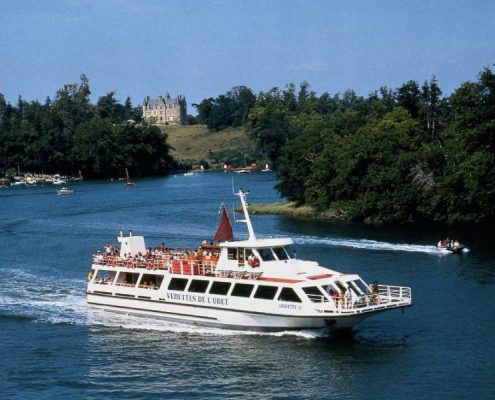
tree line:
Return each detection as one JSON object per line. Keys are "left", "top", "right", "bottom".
{"left": 0, "top": 75, "right": 175, "bottom": 178}
{"left": 194, "top": 68, "right": 495, "bottom": 225}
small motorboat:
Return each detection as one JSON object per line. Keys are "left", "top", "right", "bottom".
{"left": 437, "top": 238, "right": 466, "bottom": 254}
{"left": 57, "top": 187, "right": 74, "bottom": 195}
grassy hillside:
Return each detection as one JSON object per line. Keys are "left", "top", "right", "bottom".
{"left": 159, "top": 124, "right": 257, "bottom": 167}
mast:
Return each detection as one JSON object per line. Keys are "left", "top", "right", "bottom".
{"left": 235, "top": 189, "right": 256, "bottom": 241}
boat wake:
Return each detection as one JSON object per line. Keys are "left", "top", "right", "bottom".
{"left": 290, "top": 235, "right": 444, "bottom": 255}
{"left": 0, "top": 270, "right": 327, "bottom": 339}
{"left": 87, "top": 309, "right": 329, "bottom": 339}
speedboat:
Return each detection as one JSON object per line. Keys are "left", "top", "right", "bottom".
{"left": 57, "top": 187, "right": 74, "bottom": 195}
{"left": 437, "top": 239, "right": 466, "bottom": 254}
{"left": 86, "top": 190, "right": 412, "bottom": 331}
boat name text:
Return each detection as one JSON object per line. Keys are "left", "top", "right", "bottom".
{"left": 166, "top": 292, "right": 229, "bottom": 306}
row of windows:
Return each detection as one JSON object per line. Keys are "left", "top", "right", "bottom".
{"left": 168, "top": 278, "right": 301, "bottom": 302}
{"left": 227, "top": 247, "right": 290, "bottom": 262}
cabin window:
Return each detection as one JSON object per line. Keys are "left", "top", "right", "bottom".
{"left": 303, "top": 286, "right": 325, "bottom": 302}
{"left": 94, "top": 270, "right": 116, "bottom": 284}
{"left": 347, "top": 281, "right": 362, "bottom": 296}
{"left": 139, "top": 274, "right": 163, "bottom": 289}
{"left": 209, "top": 281, "right": 231, "bottom": 295}
{"left": 188, "top": 279, "right": 210, "bottom": 293}
{"left": 238, "top": 248, "right": 245, "bottom": 266}
{"left": 122, "top": 272, "right": 140, "bottom": 286}
{"left": 254, "top": 285, "right": 278, "bottom": 300}
{"left": 227, "top": 248, "right": 238, "bottom": 260}
{"left": 273, "top": 247, "right": 289, "bottom": 261}
{"left": 258, "top": 248, "right": 275, "bottom": 261}
{"left": 278, "top": 288, "right": 302, "bottom": 303}
{"left": 168, "top": 278, "right": 188, "bottom": 291}
{"left": 231, "top": 283, "right": 254, "bottom": 298}
{"left": 350, "top": 279, "right": 368, "bottom": 295}
{"left": 334, "top": 281, "right": 347, "bottom": 294}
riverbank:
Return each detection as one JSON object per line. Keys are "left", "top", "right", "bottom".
{"left": 248, "top": 202, "right": 350, "bottom": 221}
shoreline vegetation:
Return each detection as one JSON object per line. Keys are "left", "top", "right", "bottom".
{"left": 2, "top": 67, "right": 494, "bottom": 225}
{"left": 248, "top": 202, "right": 350, "bottom": 221}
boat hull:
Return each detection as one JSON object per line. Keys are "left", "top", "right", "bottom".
{"left": 87, "top": 292, "right": 371, "bottom": 331}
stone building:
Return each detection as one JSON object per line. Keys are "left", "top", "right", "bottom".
{"left": 142, "top": 93, "right": 187, "bottom": 125}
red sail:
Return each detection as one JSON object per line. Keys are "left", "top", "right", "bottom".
{"left": 213, "top": 206, "right": 233, "bottom": 242}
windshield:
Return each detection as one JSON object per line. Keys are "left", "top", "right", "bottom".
{"left": 273, "top": 247, "right": 289, "bottom": 260}
{"left": 258, "top": 248, "right": 275, "bottom": 261}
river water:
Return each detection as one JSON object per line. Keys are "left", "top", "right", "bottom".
{"left": 1, "top": 172, "right": 494, "bottom": 399}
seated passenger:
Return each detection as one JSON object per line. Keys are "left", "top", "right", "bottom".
{"left": 248, "top": 254, "right": 258, "bottom": 266}
{"left": 95, "top": 251, "right": 104, "bottom": 264}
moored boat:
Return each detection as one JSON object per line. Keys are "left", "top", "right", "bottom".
{"left": 86, "top": 190, "right": 412, "bottom": 331}
{"left": 125, "top": 167, "right": 135, "bottom": 186}
{"left": 57, "top": 187, "right": 74, "bottom": 195}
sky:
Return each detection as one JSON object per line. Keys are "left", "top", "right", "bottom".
{"left": 1, "top": 0, "right": 494, "bottom": 111}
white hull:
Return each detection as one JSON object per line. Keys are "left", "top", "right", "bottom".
{"left": 87, "top": 292, "right": 370, "bottom": 331}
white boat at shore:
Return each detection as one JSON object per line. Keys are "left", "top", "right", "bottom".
{"left": 86, "top": 190, "right": 412, "bottom": 331}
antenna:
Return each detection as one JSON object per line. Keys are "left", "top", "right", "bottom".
{"left": 234, "top": 188, "right": 256, "bottom": 240}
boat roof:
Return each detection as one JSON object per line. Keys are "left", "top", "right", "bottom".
{"left": 221, "top": 237, "right": 293, "bottom": 248}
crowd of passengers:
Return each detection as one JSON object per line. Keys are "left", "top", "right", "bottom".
{"left": 92, "top": 242, "right": 220, "bottom": 270}
{"left": 328, "top": 282, "right": 380, "bottom": 308}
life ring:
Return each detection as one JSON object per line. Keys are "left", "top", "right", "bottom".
{"left": 87, "top": 270, "right": 94, "bottom": 281}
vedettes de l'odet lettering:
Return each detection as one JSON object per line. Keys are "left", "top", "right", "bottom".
{"left": 86, "top": 189, "right": 412, "bottom": 331}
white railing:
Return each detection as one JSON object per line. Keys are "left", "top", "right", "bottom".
{"left": 324, "top": 285, "right": 412, "bottom": 313}
{"left": 378, "top": 284, "right": 412, "bottom": 302}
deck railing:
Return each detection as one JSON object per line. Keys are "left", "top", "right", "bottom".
{"left": 92, "top": 253, "right": 219, "bottom": 274}
{"left": 92, "top": 255, "right": 267, "bottom": 280}
{"left": 377, "top": 284, "right": 412, "bottom": 302}
{"left": 328, "top": 285, "right": 412, "bottom": 312}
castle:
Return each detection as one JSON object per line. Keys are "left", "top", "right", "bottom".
{"left": 142, "top": 93, "right": 187, "bottom": 125}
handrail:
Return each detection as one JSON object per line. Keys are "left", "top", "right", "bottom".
{"left": 323, "top": 285, "right": 412, "bottom": 312}
{"left": 93, "top": 251, "right": 220, "bottom": 274}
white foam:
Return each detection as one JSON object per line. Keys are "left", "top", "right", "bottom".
{"left": 289, "top": 235, "right": 445, "bottom": 255}
{"left": 0, "top": 271, "right": 327, "bottom": 339}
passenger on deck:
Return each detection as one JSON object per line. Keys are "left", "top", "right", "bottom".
{"left": 330, "top": 289, "right": 341, "bottom": 307}
{"left": 105, "top": 243, "right": 113, "bottom": 255}
{"left": 248, "top": 254, "right": 260, "bottom": 267}
{"left": 344, "top": 288, "right": 352, "bottom": 309}
{"left": 95, "top": 251, "right": 103, "bottom": 263}
{"left": 371, "top": 281, "right": 379, "bottom": 304}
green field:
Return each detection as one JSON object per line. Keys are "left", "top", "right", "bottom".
{"left": 248, "top": 202, "right": 350, "bottom": 221}
{"left": 159, "top": 125, "right": 256, "bottom": 167}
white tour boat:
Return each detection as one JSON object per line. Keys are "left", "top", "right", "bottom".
{"left": 86, "top": 190, "right": 412, "bottom": 331}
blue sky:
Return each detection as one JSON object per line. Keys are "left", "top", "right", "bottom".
{"left": 1, "top": 0, "right": 494, "bottom": 111}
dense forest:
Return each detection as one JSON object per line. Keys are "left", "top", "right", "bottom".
{"left": 0, "top": 75, "right": 175, "bottom": 178}
{"left": 2, "top": 68, "right": 494, "bottom": 225}
{"left": 195, "top": 67, "right": 495, "bottom": 225}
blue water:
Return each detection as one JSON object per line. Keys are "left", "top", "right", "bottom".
{"left": 1, "top": 173, "right": 494, "bottom": 399}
